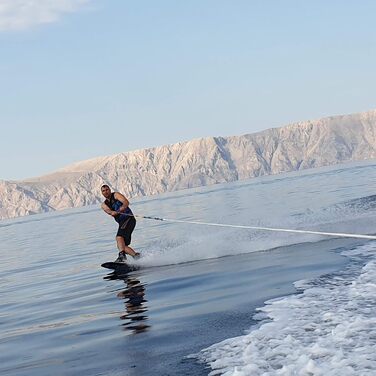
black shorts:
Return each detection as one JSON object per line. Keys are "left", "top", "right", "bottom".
{"left": 116, "top": 216, "right": 136, "bottom": 245}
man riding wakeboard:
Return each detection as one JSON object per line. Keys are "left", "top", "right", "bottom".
{"left": 101, "top": 184, "right": 140, "bottom": 263}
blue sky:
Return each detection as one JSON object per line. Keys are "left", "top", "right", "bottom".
{"left": 1, "top": 0, "right": 375, "bottom": 180}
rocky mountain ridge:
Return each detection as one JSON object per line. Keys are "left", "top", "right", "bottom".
{"left": 1, "top": 109, "right": 375, "bottom": 219}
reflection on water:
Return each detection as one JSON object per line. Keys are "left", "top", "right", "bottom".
{"left": 105, "top": 272, "right": 150, "bottom": 334}
{"left": 1, "top": 160, "right": 376, "bottom": 376}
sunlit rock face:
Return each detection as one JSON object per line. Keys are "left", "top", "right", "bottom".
{"left": 1, "top": 109, "right": 375, "bottom": 219}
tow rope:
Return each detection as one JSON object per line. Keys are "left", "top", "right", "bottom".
{"left": 135, "top": 215, "right": 376, "bottom": 241}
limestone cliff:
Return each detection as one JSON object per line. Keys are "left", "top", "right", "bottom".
{"left": 1, "top": 109, "right": 375, "bottom": 219}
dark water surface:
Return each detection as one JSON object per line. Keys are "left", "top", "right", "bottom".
{"left": 0, "top": 240, "right": 349, "bottom": 376}
{"left": 1, "top": 160, "right": 376, "bottom": 375}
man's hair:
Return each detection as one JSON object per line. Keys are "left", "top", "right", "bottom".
{"left": 101, "top": 184, "right": 110, "bottom": 190}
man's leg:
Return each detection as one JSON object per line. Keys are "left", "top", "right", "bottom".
{"left": 116, "top": 236, "right": 138, "bottom": 257}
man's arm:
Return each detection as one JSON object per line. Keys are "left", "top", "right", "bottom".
{"left": 114, "top": 192, "right": 130, "bottom": 213}
{"left": 101, "top": 202, "right": 118, "bottom": 217}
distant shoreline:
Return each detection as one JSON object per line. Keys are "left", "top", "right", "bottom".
{"left": 0, "top": 110, "right": 376, "bottom": 219}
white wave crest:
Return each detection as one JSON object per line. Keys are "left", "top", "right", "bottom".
{"left": 197, "top": 242, "right": 376, "bottom": 375}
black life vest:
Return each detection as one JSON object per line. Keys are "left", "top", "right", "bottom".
{"left": 105, "top": 192, "right": 133, "bottom": 223}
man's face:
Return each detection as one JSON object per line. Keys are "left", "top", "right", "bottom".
{"left": 101, "top": 186, "right": 111, "bottom": 199}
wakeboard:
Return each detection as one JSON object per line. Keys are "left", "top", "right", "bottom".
{"left": 101, "top": 261, "right": 139, "bottom": 273}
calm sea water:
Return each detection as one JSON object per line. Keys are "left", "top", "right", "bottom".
{"left": 1, "top": 160, "right": 376, "bottom": 375}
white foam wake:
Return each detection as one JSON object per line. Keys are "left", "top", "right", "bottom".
{"left": 196, "top": 242, "right": 376, "bottom": 375}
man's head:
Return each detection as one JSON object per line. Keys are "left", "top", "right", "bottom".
{"left": 101, "top": 184, "right": 112, "bottom": 199}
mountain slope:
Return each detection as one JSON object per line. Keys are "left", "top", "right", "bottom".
{"left": 1, "top": 109, "right": 375, "bottom": 219}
